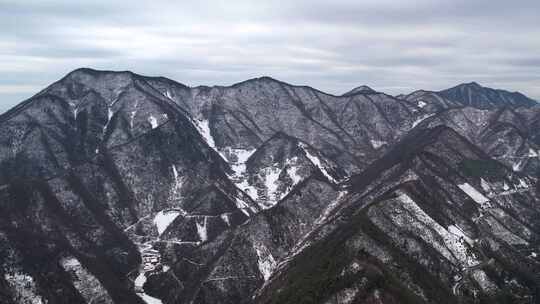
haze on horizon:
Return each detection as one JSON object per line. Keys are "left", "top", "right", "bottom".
{"left": 2, "top": 0, "right": 539, "bottom": 113}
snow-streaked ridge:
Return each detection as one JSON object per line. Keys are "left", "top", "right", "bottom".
{"left": 411, "top": 113, "right": 434, "bottom": 128}
{"left": 299, "top": 142, "right": 338, "bottom": 183}
{"left": 394, "top": 192, "right": 479, "bottom": 267}
{"left": 254, "top": 244, "right": 277, "bottom": 281}
{"left": 227, "top": 148, "right": 259, "bottom": 202}
{"left": 458, "top": 183, "right": 490, "bottom": 204}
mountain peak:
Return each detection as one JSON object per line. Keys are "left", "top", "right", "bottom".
{"left": 439, "top": 81, "right": 537, "bottom": 108}
{"left": 342, "top": 85, "right": 376, "bottom": 96}
{"left": 443, "top": 81, "right": 484, "bottom": 92}
{"left": 230, "top": 76, "right": 284, "bottom": 88}
{"left": 463, "top": 81, "right": 482, "bottom": 88}
{"left": 63, "top": 67, "right": 136, "bottom": 80}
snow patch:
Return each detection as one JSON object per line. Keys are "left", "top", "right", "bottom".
{"left": 4, "top": 272, "right": 44, "bottom": 304}
{"left": 447, "top": 225, "right": 473, "bottom": 245}
{"left": 299, "top": 143, "right": 338, "bottom": 183}
{"left": 135, "top": 272, "right": 147, "bottom": 289}
{"left": 137, "top": 286, "right": 156, "bottom": 301}
{"left": 370, "top": 140, "right": 386, "bottom": 149}
{"left": 227, "top": 148, "right": 259, "bottom": 201}
{"left": 192, "top": 119, "right": 229, "bottom": 160}
{"left": 172, "top": 165, "right": 180, "bottom": 185}
{"left": 221, "top": 213, "right": 231, "bottom": 226}
{"left": 518, "top": 178, "right": 529, "bottom": 189}
{"left": 130, "top": 100, "right": 139, "bottom": 128}
{"left": 60, "top": 257, "right": 81, "bottom": 267}
{"left": 458, "top": 183, "right": 490, "bottom": 204}
{"left": 254, "top": 244, "right": 276, "bottom": 281}
{"left": 263, "top": 166, "right": 281, "bottom": 202}
{"left": 256, "top": 157, "right": 306, "bottom": 210}
{"left": 512, "top": 159, "right": 524, "bottom": 172}
{"left": 148, "top": 116, "right": 158, "bottom": 129}
{"left": 196, "top": 216, "right": 208, "bottom": 242}
{"left": 169, "top": 165, "right": 184, "bottom": 202}
{"left": 418, "top": 100, "right": 427, "bottom": 108}
{"left": 394, "top": 193, "right": 479, "bottom": 267}
{"left": 411, "top": 114, "right": 434, "bottom": 128}
{"left": 480, "top": 178, "right": 492, "bottom": 194}
{"left": 196, "top": 119, "right": 216, "bottom": 148}
{"left": 233, "top": 148, "right": 254, "bottom": 163}
{"left": 287, "top": 164, "right": 302, "bottom": 185}
{"left": 154, "top": 210, "right": 181, "bottom": 235}
{"left": 130, "top": 110, "right": 137, "bottom": 128}
{"left": 102, "top": 107, "right": 114, "bottom": 133}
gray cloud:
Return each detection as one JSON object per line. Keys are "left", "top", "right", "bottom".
{"left": 2, "top": 0, "right": 539, "bottom": 113}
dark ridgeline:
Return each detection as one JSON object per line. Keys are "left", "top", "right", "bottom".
{"left": 0, "top": 68, "right": 538, "bottom": 304}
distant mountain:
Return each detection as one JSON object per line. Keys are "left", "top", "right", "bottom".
{"left": 0, "top": 68, "right": 538, "bottom": 304}
{"left": 401, "top": 82, "right": 538, "bottom": 111}
{"left": 342, "top": 85, "right": 376, "bottom": 96}
{"left": 440, "top": 82, "right": 537, "bottom": 108}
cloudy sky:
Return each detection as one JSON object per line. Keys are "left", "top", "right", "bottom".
{"left": 2, "top": 0, "right": 539, "bottom": 113}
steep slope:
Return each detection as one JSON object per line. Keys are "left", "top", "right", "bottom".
{"left": 137, "top": 132, "right": 347, "bottom": 303}
{"left": 144, "top": 75, "right": 424, "bottom": 173}
{"left": 256, "top": 126, "right": 540, "bottom": 304}
{"left": 144, "top": 175, "right": 343, "bottom": 304}
{"left": 0, "top": 69, "right": 260, "bottom": 303}
{"left": 516, "top": 105, "right": 540, "bottom": 146}
{"left": 417, "top": 106, "right": 540, "bottom": 177}
{"left": 1, "top": 68, "right": 539, "bottom": 304}
{"left": 0, "top": 69, "right": 384, "bottom": 303}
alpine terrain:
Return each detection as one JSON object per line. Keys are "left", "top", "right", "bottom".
{"left": 0, "top": 68, "right": 539, "bottom": 304}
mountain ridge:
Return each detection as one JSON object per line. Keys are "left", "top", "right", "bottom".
{"left": 0, "top": 68, "right": 538, "bottom": 304}
{"left": 3, "top": 68, "right": 537, "bottom": 120}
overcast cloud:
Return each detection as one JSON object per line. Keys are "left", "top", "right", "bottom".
{"left": 2, "top": 0, "right": 539, "bottom": 113}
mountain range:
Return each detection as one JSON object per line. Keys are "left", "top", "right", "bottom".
{"left": 0, "top": 68, "right": 539, "bottom": 304}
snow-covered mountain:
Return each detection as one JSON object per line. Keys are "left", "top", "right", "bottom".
{"left": 0, "top": 68, "right": 538, "bottom": 304}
